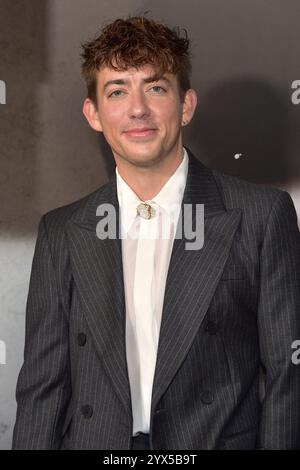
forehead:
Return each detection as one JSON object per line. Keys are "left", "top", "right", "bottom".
{"left": 97, "top": 64, "right": 177, "bottom": 87}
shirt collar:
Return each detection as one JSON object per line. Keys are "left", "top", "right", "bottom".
{"left": 116, "top": 147, "right": 189, "bottom": 232}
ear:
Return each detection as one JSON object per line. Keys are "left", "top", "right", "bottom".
{"left": 181, "top": 89, "right": 198, "bottom": 127}
{"left": 82, "top": 98, "right": 103, "bottom": 132}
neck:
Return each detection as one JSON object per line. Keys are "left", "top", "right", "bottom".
{"left": 115, "top": 145, "right": 185, "bottom": 201}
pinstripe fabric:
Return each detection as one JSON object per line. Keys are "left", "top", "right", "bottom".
{"left": 12, "top": 148, "right": 300, "bottom": 449}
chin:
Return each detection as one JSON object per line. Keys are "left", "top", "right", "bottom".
{"left": 122, "top": 149, "right": 162, "bottom": 167}
{"left": 128, "top": 155, "right": 160, "bottom": 168}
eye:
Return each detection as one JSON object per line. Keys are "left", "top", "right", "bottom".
{"left": 108, "top": 90, "right": 124, "bottom": 98}
{"left": 150, "top": 86, "right": 166, "bottom": 93}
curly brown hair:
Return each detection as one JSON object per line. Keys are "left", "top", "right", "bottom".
{"left": 81, "top": 15, "right": 192, "bottom": 105}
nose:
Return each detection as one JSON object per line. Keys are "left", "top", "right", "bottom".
{"left": 128, "top": 89, "right": 151, "bottom": 120}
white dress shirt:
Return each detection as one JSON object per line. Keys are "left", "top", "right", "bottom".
{"left": 116, "top": 147, "right": 189, "bottom": 436}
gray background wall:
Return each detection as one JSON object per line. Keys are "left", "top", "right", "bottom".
{"left": 1, "top": 0, "right": 300, "bottom": 449}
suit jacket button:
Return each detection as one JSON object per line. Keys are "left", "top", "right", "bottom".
{"left": 77, "top": 332, "right": 87, "bottom": 346}
{"left": 81, "top": 405, "right": 93, "bottom": 418}
{"left": 200, "top": 390, "right": 214, "bottom": 404}
{"left": 205, "top": 321, "right": 219, "bottom": 335}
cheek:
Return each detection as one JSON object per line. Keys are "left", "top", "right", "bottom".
{"left": 109, "top": 106, "right": 124, "bottom": 119}
{"left": 102, "top": 116, "right": 123, "bottom": 137}
{"left": 100, "top": 103, "right": 123, "bottom": 126}
{"left": 160, "top": 100, "right": 182, "bottom": 122}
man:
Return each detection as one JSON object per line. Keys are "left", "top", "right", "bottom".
{"left": 13, "top": 16, "right": 300, "bottom": 450}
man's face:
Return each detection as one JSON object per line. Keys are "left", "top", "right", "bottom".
{"left": 91, "top": 65, "right": 187, "bottom": 168}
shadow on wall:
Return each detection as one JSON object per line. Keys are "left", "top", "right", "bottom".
{"left": 0, "top": 0, "right": 49, "bottom": 236}
{"left": 186, "top": 78, "right": 297, "bottom": 188}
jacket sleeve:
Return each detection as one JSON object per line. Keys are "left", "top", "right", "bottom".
{"left": 257, "top": 191, "right": 300, "bottom": 449}
{"left": 12, "top": 214, "right": 71, "bottom": 449}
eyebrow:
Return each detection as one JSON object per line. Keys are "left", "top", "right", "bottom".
{"left": 103, "top": 75, "right": 171, "bottom": 92}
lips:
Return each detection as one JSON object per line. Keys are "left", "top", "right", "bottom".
{"left": 124, "top": 128, "right": 157, "bottom": 137}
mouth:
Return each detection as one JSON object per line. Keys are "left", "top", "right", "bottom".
{"left": 123, "top": 128, "right": 158, "bottom": 138}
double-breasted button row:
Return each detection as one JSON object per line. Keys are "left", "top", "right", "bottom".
{"left": 204, "top": 321, "right": 219, "bottom": 335}
{"left": 77, "top": 332, "right": 87, "bottom": 346}
{"left": 81, "top": 404, "right": 93, "bottom": 418}
{"left": 200, "top": 390, "right": 214, "bottom": 404}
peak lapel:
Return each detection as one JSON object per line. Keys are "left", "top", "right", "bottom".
{"left": 151, "top": 149, "right": 242, "bottom": 413}
{"left": 66, "top": 180, "right": 132, "bottom": 417}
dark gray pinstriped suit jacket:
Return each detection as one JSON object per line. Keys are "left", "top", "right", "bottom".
{"left": 12, "top": 148, "right": 300, "bottom": 449}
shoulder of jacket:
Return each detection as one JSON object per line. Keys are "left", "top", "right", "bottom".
{"left": 211, "top": 168, "right": 285, "bottom": 210}
{"left": 41, "top": 181, "right": 112, "bottom": 231}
